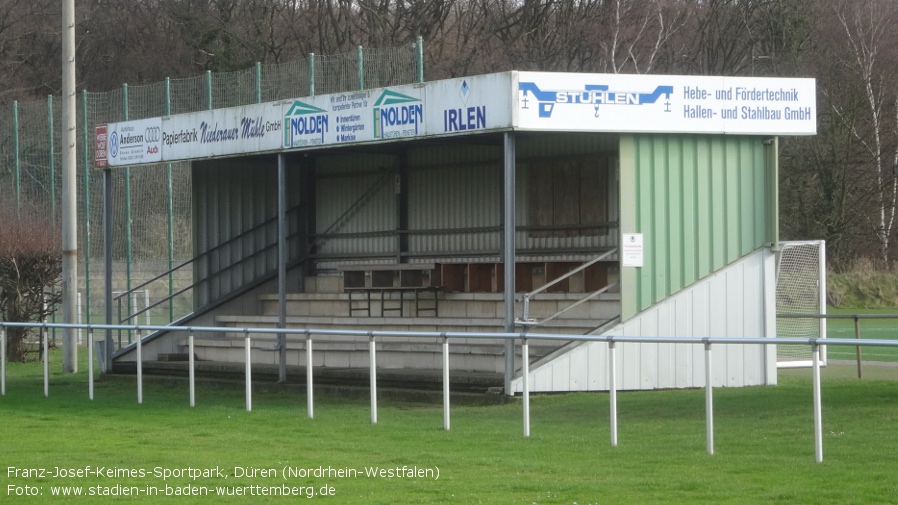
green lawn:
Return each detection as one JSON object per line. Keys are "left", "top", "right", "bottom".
{"left": 825, "top": 307, "right": 898, "bottom": 362}
{"left": 1, "top": 349, "right": 897, "bottom": 504}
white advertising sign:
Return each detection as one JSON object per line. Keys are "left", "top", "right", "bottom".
{"left": 161, "top": 102, "right": 283, "bottom": 161}
{"left": 515, "top": 72, "right": 816, "bottom": 135}
{"left": 94, "top": 71, "right": 817, "bottom": 168}
{"left": 105, "top": 118, "right": 163, "bottom": 167}
{"left": 622, "top": 233, "right": 644, "bottom": 268}
{"left": 425, "top": 73, "right": 513, "bottom": 135}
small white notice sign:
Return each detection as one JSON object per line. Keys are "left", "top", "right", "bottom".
{"left": 622, "top": 233, "right": 644, "bottom": 267}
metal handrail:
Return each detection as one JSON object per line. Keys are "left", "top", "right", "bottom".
{"left": 777, "top": 312, "right": 898, "bottom": 379}
{"left": 522, "top": 248, "right": 618, "bottom": 301}
{"left": 112, "top": 204, "right": 306, "bottom": 329}
{"left": 519, "top": 248, "right": 619, "bottom": 327}
{"left": 2, "top": 319, "right": 894, "bottom": 463}
{"left": 112, "top": 203, "right": 303, "bottom": 304}
{"left": 518, "top": 281, "right": 620, "bottom": 327}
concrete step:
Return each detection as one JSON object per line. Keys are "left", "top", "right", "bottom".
{"left": 108, "top": 361, "right": 508, "bottom": 405}
{"left": 257, "top": 292, "right": 621, "bottom": 321}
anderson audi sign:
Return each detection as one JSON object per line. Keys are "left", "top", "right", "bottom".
{"left": 95, "top": 71, "right": 816, "bottom": 168}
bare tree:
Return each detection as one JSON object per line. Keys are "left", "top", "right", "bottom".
{"left": 834, "top": 0, "right": 898, "bottom": 263}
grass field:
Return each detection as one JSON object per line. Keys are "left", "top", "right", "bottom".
{"left": 825, "top": 307, "right": 898, "bottom": 362}
{"left": 1, "top": 349, "right": 897, "bottom": 504}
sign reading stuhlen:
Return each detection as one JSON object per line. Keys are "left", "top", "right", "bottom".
{"left": 515, "top": 72, "right": 816, "bottom": 135}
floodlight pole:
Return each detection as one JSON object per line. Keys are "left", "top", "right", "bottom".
{"left": 61, "top": 0, "right": 78, "bottom": 373}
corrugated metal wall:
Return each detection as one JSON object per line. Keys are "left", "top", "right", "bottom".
{"left": 619, "top": 134, "right": 774, "bottom": 319}
{"left": 408, "top": 144, "right": 503, "bottom": 256}
{"left": 193, "top": 133, "right": 623, "bottom": 292}
{"left": 406, "top": 133, "right": 620, "bottom": 261}
{"left": 315, "top": 153, "right": 397, "bottom": 259}
{"left": 193, "top": 157, "right": 301, "bottom": 306}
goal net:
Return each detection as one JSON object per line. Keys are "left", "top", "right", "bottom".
{"left": 775, "top": 240, "right": 826, "bottom": 367}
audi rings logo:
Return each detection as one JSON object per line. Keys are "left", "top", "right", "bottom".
{"left": 109, "top": 131, "right": 119, "bottom": 158}
{"left": 145, "top": 126, "right": 161, "bottom": 143}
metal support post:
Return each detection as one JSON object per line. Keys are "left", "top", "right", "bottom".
{"left": 277, "top": 154, "right": 287, "bottom": 382}
{"left": 189, "top": 334, "right": 195, "bottom": 407}
{"left": 245, "top": 335, "right": 252, "bottom": 412}
{"left": 522, "top": 337, "right": 530, "bottom": 437}
{"left": 43, "top": 328, "right": 49, "bottom": 397}
{"left": 370, "top": 334, "right": 378, "bottom": 424}
{"left": 609, "top": 341, "right": 618, "bottom": 446}
{"left": 309, "top": 53, "right": 315, "bottom": 96}
{"left": 502, "top": 132, "right": 516, "bottom": 393}
{"left": 357, "top": 46, "right": 364, "bottom": 90}
{"left": 812, "top": 343, "right": 823, "bottom": 463}
{"left": 103, "top": 169, "right": 113, "bottom": 371}
{"left": 442, "top": 336, "right": 450, "bottom": 431}
{"left": 306, "top": 336, "right": 314, "bottom": 419}
{"left": 705, "top": 341, "right": 714, "bottom": 455}
{"left": 136, "top": 327, "right": 142, "bottom": 404}
{"left": 88, "top": 330, "right": 94, "bottom": 400}
{"left": 1, "top": 329, "right": 5, "bottom": 395}
{"left": 854, "top": 316, "right": 862, "bottom": 379}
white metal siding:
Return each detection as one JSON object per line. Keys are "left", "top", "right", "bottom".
{"left": 511, "top": 248, "right": 776, "bottom": 393}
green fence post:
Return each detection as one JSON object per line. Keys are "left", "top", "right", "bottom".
{"left": 309, "top": 53, "right": 315, "bottom": 96}
{"left": 255, "top": 62, "right": 262, "bottom": 104}
{"left": 12, "top": 101, "right": 21, "bottom": 218}
{"left": 81, "top": 90, "right": 91, "bottom": 325}
{"left": 206, "top": 70, "right": 213, "bottom": 110}
{"left": 165, "top": 77, "right": 174, "bottom": 323}
{"left": 416, "top": 36, "right": 424, "bottom": 83}
{"left": 123, "top": 83, "right": 133, "bottom": 341}
{"left": 48, "top": 95, "right": 56, "bottom": 226}
{"left": 357, "top": 46, "right": 364, "bottom": 90}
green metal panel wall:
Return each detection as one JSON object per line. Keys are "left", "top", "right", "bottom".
{"left": 619, "top": 134, "right": 775, "bottom": 319}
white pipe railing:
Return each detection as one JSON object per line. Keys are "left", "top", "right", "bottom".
{"left": 1, "top": 329, "right": 5, "bottom": 396}
{"left": 188, "top": 334, "right": 195, "bottom": 407}
{"left": 2, "top": 320, "right": 897, "bottom": 463}
{"left": 87, "top": 330, "right": 94, "bottom": 401}
{"left": 306, "top": 336, "right": 313, "bottom": 419}
{"left": 704, "top": 342, "right": 713, "bottom": 455}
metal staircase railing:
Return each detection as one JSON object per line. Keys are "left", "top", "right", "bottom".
{"left": 515, "top": 248, "right": 619, "bottom": 330}
{"left": 112, "top": 205, "right": 303, "bottom": 337}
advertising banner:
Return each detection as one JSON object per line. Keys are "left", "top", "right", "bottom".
{"left": 515, "top": 72, "right": 816, "bottom": 135}
{"left": 93, "top": 71, "right": 816, "bottom": 168}
{"left": 161, "top": 102, "right": 283, "bottom": 161}
{"left": 104, "top": 118, "right": 163, "bottom": 167}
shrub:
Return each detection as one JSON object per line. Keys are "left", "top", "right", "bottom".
{"left": 0, "top": 208, "right": 61, "bottom": 362}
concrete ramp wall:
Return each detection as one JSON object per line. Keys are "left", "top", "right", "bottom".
{"left": 510, "top": 248, "right": 777, "bottom": 393}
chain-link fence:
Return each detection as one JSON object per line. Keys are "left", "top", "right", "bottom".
{"left": 0, "top": 43, "right": 422, "bottom": 327}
